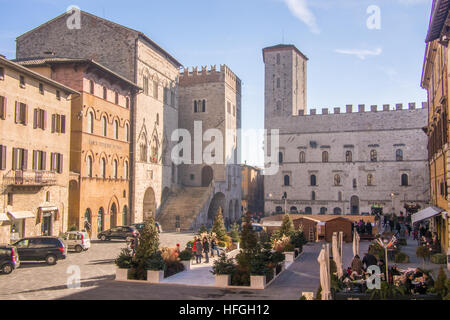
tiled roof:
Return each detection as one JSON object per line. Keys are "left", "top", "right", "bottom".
{"left": 426, "top": 0, "right": 450, "bottom": 42}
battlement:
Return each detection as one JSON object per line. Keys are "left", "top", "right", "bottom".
{"left": 297, "top": 102, "right": 428, "bottom": 116}
{"left": 179, "top": 64, "right": 241, "bottom": 94}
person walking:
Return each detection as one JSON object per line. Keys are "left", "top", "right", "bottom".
{"left": 194, "top": 237, "right": 203, "bottom": 264}
{"left": 211, "top": 238, "right": 220, "bottom": 257}
{"left": 362, "top": 252, "right": 378, "bottom": 270}
{"left": 203, "top": 237, "right": 210, "bottom": 263}
{"left": 351, "top": 255, "right": 364, "bottom": 275}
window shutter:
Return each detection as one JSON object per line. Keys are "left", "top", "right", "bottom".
{"left": 24, "top": 104, "right": 28, "bottom": 125}
{"left": 32, "top": 150, "right": 37, "bottom": 170}
{"left": 33, "top": 108, "right": 38, "bottom": 128}
{"left": 15, "top": 102, "right": 19, "bottom": 123}
{"left": 61, "top": 115, "right": 66, "bottom": 133}
{"left": 58, "top": 154, "right": 63, "bottom": 174}
{"left": 0, "top": 145, "right": 6, "bottom": 170}
{"left": 22, "top": 149, "right": 28, "bottom": 170}
{"left": 50, "top": 153, "right": 54, "bottom": 172}
{"left": 43, "top": 110, "right": 47, "bottom": 130}
{"left": 0, "top": 96, "right": 5, "bottom": 120}
{"left": 52, "top": 114, "right": 55, "bottom": 133}
{"left": 12, "top": 148, "right": 17, "bottom": 170}
{"left": 42, "top": 152, "right": 46, "bottom": 171}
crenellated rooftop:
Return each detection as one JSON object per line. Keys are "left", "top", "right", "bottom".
{"left": 297, "top": 102, "right": 428, "bottom": 116}
{"left": 179, "top": 64, "right": 241, "bottom": 94}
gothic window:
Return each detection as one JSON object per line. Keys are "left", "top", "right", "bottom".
{"left": 151, "top": 135, "right": 159, "bottom": 163}
{"left": 278, "top": 152, "right": 283, "bottom": 164}
{"left": 113, "top": 160, "right": 118, "bottom": 179}
{"left": 346, "top": 150, "right": 352, "bottom": 162}
{"left": 277, "top": 78, "right": 280, "bottom": 88}
{"left": 143, "top": 76, "right": 149, "bottom": 95}
{"left": 140, "top": 143, "right": 147, "bottom": 162}
{"left": 320, "top": 207, "right": 327, "bottom": 215}
{"left": 305, "top": 207, "right": 312, "bottom": 214}
{"left": 322, "top": 151, "right": 329, "bottom": 163}
{"left": 396, "top": 149, "right": 403, "bottom": 161}
{"left": 87, "top": 112, "right": 94, "bottom": 134}
{"left": 299, "top": 151, "right": 305, "bottom": 163}
{"left": 202, "top": 100, "right": 206, "bottom": 112}
{"left": 370, "top": 149, "right": 377, "bottom": 162}
{"left": 102, "top": 116, "right": 107, "bottom": 137}
{"left": 153, "top": 81, "right": 158, "bottom": 99}
{"left": 284, "top": 175, "right": 290, "bottom": 186}
{"left": 100, "top": 158, "right": 106, "bottom": 178}
{"left": 86, "top": 156, "right": 92, "bottom": 178}
{"left": 276, "top": 101, "right": 281, "bottom": 110}
{"left": 114, "top": 120, "right": 119, "bottom": 139}
{"left": 125, "top": 123, "right": 130, "bottom": 142}
{"left": 310, "top": 174, "right": 317, "bottom": 186}
{"left": 367, "top": 174, "right": 374, "bottom": 186}
{"left": 124, "top": 161, "right": 129, "bottom": 180}
{"left": 334, "top": 174, "right": 341, "bottom": 186}
{"left": 401, "top": 174, "right": 408, "bottom": 186}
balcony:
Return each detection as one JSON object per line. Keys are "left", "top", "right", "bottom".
{"left": 3, "top": 170, "right": 57, "bottom": 187}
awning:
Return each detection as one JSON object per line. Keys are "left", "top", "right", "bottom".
{"left": 40, "top": 206, "right": 58, "bottom": 212}
{"left": 0, "top": 213, "right": 9, "bottom": 222}
{"left": 262, "top": 221, "right": 282, "bottom": 227}
{"left": 7, "top": 211, "right": 35, "bottom": 220}
{"left": 411, "top": 206, "right": 444, "bottom": 224}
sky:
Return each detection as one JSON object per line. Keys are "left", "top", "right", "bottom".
{"left": 0, "top": 0, "right": 433, "bottom": 167}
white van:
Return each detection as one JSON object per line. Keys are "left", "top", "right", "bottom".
{"left": 64, "top": 231, "right": 91, "bottom": 252}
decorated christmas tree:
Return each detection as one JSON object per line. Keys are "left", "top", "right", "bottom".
{"left": 212, "top": 207, "right": 227, "bottom": 241}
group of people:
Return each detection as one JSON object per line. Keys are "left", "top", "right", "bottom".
{"left": 348, "top": 252, "right": 386, "bottom": 281}
{"left": 192, "top": 236, "right": 221, "bottom": 264}
{"left": 354, "top": 220, "right": 373, "bottom": 235}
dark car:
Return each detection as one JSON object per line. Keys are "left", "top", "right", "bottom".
{"left": 97, "top": 226, "right": 139, "bottom": 241}
{"left": 0, "top": 245, "right": 20, "bottom": 274}
{"left": 13, "top": 237, "right": 66, "bottom": 265}
{"left": 132, "top": 222, "right": 162, "bottom": 233}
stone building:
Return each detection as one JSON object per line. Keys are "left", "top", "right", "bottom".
{"left": 16, "top": 58, "right": 140, "bottom": 238}
{"left": 15, "top": 10, "right": 243, "bottom": 231}
{"left": 263, "top": 44, "right": 430, "bottom": 217}
{"left": 0, "top": 56, "right": 78, "bottom": 244}
{"left": 420, "top": 0, "right": 450, "bottom": 254}
{"left": 241, "top": 164, "right": 264, "bottom": 215}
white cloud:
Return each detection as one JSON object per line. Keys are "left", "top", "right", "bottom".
{"left": 283, "top": 0, "right": 320, "bottom": 34}
{"left": 334, "top": 48, "right": 383, "bottom": 60}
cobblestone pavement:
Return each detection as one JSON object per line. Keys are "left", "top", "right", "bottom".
{"left": 0, "top": 232, "right": 195, "bottom": 300}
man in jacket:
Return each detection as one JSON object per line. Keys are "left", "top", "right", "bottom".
{"left": 202, "top": 237, "right": 210, "bottom": 263}
{"left": 195, "top": 238, "right": 203, "bottom": 264}
{"left": 362, "top": 252, "right": 378, "bottom": 270}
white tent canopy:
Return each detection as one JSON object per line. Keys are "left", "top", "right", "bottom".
{"left": 7, "top": 211, "right": 35, "bottom": 220}
{"left": 411, "top": 206, "right": 444, "bottom": 224}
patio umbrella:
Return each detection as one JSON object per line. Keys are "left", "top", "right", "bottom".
{"left": 317, "top": 245, "right": 331, "bottom": 300}
{"left": 332, "top": 232, "right": 343, "bottom": 279}
{"left": 352, "top": 228, "right": 360, "bottom": 257}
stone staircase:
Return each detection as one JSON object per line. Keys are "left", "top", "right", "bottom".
{"left": 157, "top": 185, "right": 214, "bottom": 231}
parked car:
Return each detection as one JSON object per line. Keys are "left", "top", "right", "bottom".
{"left": 12, "top": 237, "right": 66, "bottom": 265}
{"left": 97, "top": 226, "right": 139, "bottom": 241}
{"left": 0, "top": 245, "right": 20, "bottom": 274}
{"left": 63, "top": 231, "right": 91, "bottom": 253}
{"left": 132, "top": 222, "right": 162, "bottom": 233}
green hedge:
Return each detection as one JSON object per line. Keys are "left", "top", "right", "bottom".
{"left": 431, "top": 253, "right": 447, "bottom": 265}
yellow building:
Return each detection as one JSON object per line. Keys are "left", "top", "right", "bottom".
{"left": 0, "top": 56, "right": 78, "bottom": 244}
{"left": 18, "top": 58, "right": 140, "bottom": 238}
{"left": 420, "top": 0, "right": 450, "bottom": 254}
{"left": 241, "top": 164, "right": 264, "bottom": 215}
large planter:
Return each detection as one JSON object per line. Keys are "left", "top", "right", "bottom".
{"left": 147, "top": 270, "right": 164, "bottom": 283}
{"left": 284, "top": 251, "right": 295, "bottom": 262}
{"left": 181, "top": 260, "right": 192, "bottom": 271}
{"left": 250, "top": 275, "right": 266, "bottom": 289}
{"left": 115, "top": 268, "right": 129, "bottom": 281}
{"left": 215, "top": 274, "right": 231, "bottom": 287}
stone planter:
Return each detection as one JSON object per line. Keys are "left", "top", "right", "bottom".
{"left": 215, "top": 274, "right": 231, "bottom": 287}
{"left": 147, "top": 270, "right": 164, "bottom": 283}
{"left": 284, "top": 251, "right": 295, "bottom": 262}
{"left": 181, "top": 260, "right": 192, "bottom": 271}
{"left": 115, "top": 268, "right": 129, "bottom": 281}
{"left": 250, "top": 275, "right": 266, "bottom": 289}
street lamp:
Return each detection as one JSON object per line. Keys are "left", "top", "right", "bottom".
{"left": 391, "top": 193, "right": 395, "bottom": 216}
{"left": 282, "top": 192, "right": 288, "bottom": 215}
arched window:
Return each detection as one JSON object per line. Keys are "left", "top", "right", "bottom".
{"left": 305, "top": 207, "right": 312, "bottom": 214}
{"left": 100, "top": 158, "right": 106, "bottom": 178}
{"left": 87, "top": 112, "right": 94, "bottom": 134}
{"left": 275, "top": 206, "right": 283, "bottom": 213}
{"left": 125, "top": 123, "right": 130, "bottom": 142}
{"left": 370, "top": 149, "right": 377, "bottom": 162}
{"left": 322, "top": 151, "right": 329, "bottom": 163}
{"left": 278, "top": 152, "right": 283, "bottom": 164}
{"left": 102, "top": 116, "right": 107, "bottom": 137}
{"left": 124, "top": 161, "right": 129, "bottom": 180}
{"left": 346, "top": 150, "right": 352, "bottom": 162}
{"left": 98, "top": 207, "right": 104, "bottom": 232}
{"left": 396, "top": 149, "right": 403, "bottom": 161}
{"left": 113, "top": 160, "right": 118, "bottom": 179}
{"left": 284, "top": 175, "right": 290, "bottom": 186}
{"left": 114, "top": 120, "right": 119, "bottom": 139}
{"left": 86, "top": 156, "right": 93, "bottom": 178}
{"left": 311, "top": 191, "right": 316, "bottom": 200}
{"left": 194, "top": 100, "right": 198, "bottom": 113}
{"left": 202, "top": 99, "right": 206, "bottom": 112}
{"left": 290, "top": 206, "right": 298, "bottom": 214}
{"left": 333, "top": 208, "right": 342, "bottom": 215}
{"left": 320, "top": 207, "right": 327, "bottom": 215}
{"left": 334, "top": 174, "right": 341, "bottom": 186}
{"left": 299, "top": 151, "right": 305, "bottom": 163}
{"left": 367, "top": 174, "right": 374, "bottom": 186}
{"left": 310, "top": 174, "right": 317, "bottom": 186}
{"left": 401, "top": 174, "right": 408, "bottom": 186}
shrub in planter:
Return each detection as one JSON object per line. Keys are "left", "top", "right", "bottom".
{"left": 164, "top": 261, "right": 185, "bottom": 278}
{"left": 145, "top": 251, "right": 166, "bottom": 271}
{"left": 231, "top": 265, "right": 250, "bottom": 286}
{"left": 271, "top": 251, "right": 286, "bottom": 265}
{"left": 275, "top": 263, "right": 282, "bottom": 275}
{"left": 290, "top": 229, "right": 307, "bottom": 249}
{"left": 394, "top": 252, "right": 410, "bottom": 263}
{"left": 179, "top": 249, "right": 193, "bottom": 261}
{"left": 115, "top": 248, "right": 133, "bottom": 269}
{"left": 211, "top": 254, "right": 235, "bottom": 275}
{"left": 229, "top": 223, "right": 240, "bottom": 243}
{"left": 434, "top": 266, "right": 448, "bottom": 298}
{"left": 283, "top": 243, "right": 295, "bottom": 252}
{"left": 431, "top": 253, "right": 447, "bottom": 265}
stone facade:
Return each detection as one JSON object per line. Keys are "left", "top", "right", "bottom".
{"left": 241, "top": 164, "right": 264, "bottom": 214}
{"left": 0, "top": 56, "right": 78, "bottom": 244}
{"left": 263, "top": 45, "right": 430, "bottom": 217}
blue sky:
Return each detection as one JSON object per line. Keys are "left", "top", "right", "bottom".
{"left": 1, "top": 0, "right": 433, "bottom": 166}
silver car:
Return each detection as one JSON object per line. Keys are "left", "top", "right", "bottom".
{"left": 63, "top": 231, "right": 91, "bottom": 253}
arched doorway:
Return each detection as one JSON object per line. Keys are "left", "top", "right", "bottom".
{"left": 143, "top": 187, "right": 156, "bottom": 221}
{"left": 84, "top": 209, "right": 92, "bottom": 232}
{"left": 110, "top": 203, "right": 117, "bottom": 228}
{"left": 350, "top": 196, "right": 359, "bottom": 215}
{"left": 122, "top": 206, "right": 128, "bottom": 226}
{"left": 98, "top": 207, "right": 104, "bottom": 233}
{"left": 201, "top": 166, "right": 214, "bottom": 187}
{"left": 207, "top": 192, "right": 226, "bottom": 226}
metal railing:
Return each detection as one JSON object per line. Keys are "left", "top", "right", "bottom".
{"left": 3, "top": 170, "right": 57, "bottom": 186}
